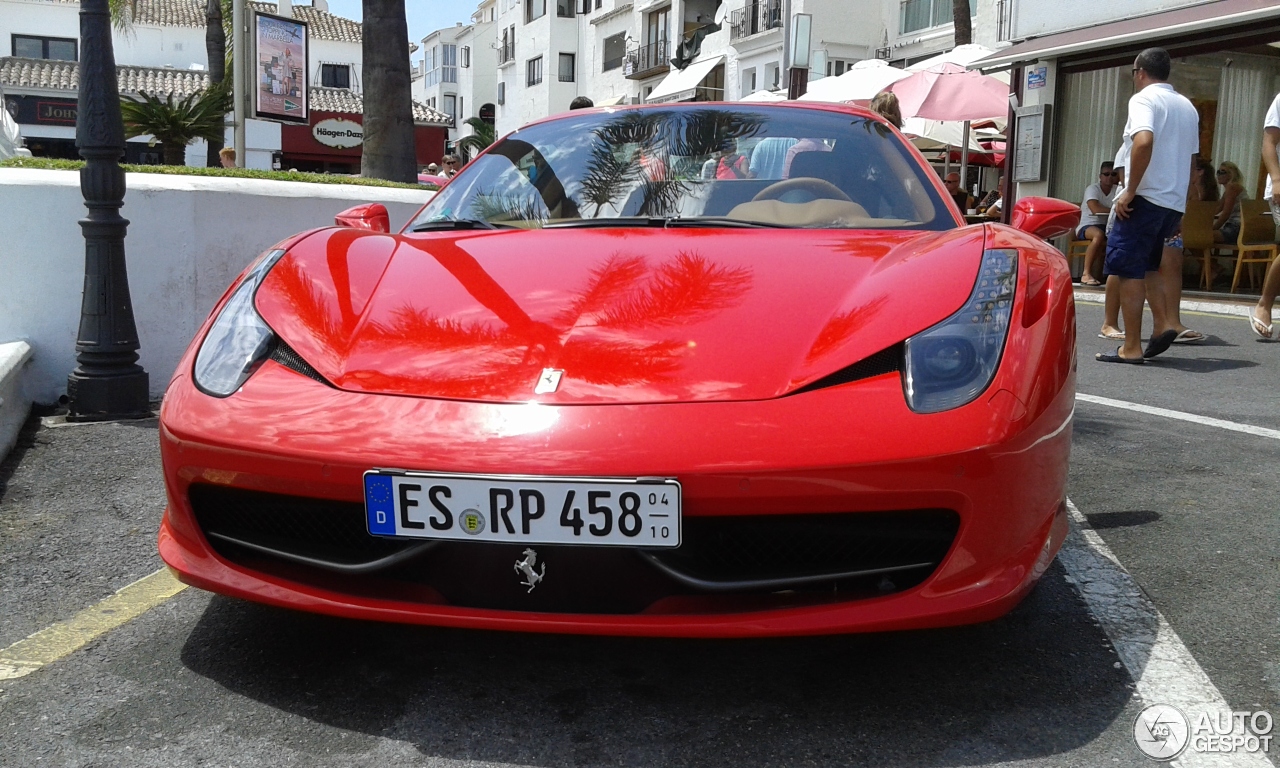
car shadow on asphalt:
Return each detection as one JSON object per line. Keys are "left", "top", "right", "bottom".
{"left": 174, "top": 561, "right": 1135, "bottom": 766}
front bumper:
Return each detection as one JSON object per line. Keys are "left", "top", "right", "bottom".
{"left": 159, "top": 360, "right": 1072, "bottom": 638}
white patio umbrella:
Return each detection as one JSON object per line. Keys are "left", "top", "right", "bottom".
{"left": 0, "top": 85, "right": 20, "bottom": 160}
{"left": 902, "top": 117, "right": 990, "bottom": 178}
{"left": 740, "top": 89, "right": 786, "bottom": 102}
{"left": 797, "top": 59, "right": 911, "bottom": 103}
{"left": 902, "top": 118, "right": 987, "bottom": 153}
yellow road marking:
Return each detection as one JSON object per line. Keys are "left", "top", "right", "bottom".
{"left": 0, "top": 568, "right": 186, "bottom": 680}
{"left": 1076, "top": 300, "right": 1253, "bottom": 321}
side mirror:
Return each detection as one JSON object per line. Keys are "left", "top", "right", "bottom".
{"left": 1010, "top": 196, "right": 1080, "bottom": 240}
{"left": 335, "top": 203, "right": 390, "bottom": 233}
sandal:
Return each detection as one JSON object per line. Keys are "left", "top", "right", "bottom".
{"left": 1143, "top": 329, "right": 1178, "bottom": 358}
{"left": 1096, "top": 347, "right": 1145, "bottom": 365}
{"left": 1098, "top": 329, "right": 1125, "bottom": 340}
{"left": 1251, "top": 311, "right": 1274, "bottom": 340}
{"left": 1172, "top": 329, "right": 1205, "bottom": 343}
{"left": 1080, "top": 277, "right": 1103, "bottom": 287}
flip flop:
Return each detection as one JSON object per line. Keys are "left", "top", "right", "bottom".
{"left": 1096, "top": 347, "right": 1145, "bottom": 365}
{"left": 1171, "top": 329, "right": 1205, "bottom": 343}
{"left": 1143, "top": 329, "right": 1178, "bottom": 358}
{"left": 1250, "top": 312, "right": 1274, "bottom": 340}
{"left": 1080, "top": 278, "right": 1103, "bottom": 287}
{"left": 1098, "top": 329, "right": 1125, "bottom": 340}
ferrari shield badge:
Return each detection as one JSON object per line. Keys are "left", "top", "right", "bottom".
{"left": 514, "top": 548, "right": 546, "bottom": 592}
{"left": 534, "top": 368, "right": 563, "bottom": 394}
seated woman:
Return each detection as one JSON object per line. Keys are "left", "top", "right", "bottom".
{"left": 1213, "top": 161, "right": 1249, "bottom": 245}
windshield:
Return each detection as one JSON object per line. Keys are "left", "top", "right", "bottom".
{"left": 410, "top": 105, "right": 953, "bottom": 231}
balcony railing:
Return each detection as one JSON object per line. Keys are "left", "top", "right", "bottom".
{"left": 729, "top": 0, "right": 782, "bottom": 41}
{"left": 498, "top": 41, "right": 516, "bottom": 65}
{"left": 624, "top": 39, "right": 670, "bottom": 79}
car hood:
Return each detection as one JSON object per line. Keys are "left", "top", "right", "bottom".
{"left": 254, "top": 226, "right": 987, "bottom": 404}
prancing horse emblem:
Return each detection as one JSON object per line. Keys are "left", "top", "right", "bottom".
{"left": 514, "top": 548, "right": 546, "bottom": 592}
{"left": 534, "top": 368, "right": 563, "bottom": 394}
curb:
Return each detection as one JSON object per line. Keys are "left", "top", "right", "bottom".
{"left": 0, "top": 341, "right": 33, "bottom": 466}
{"left": 1073, "top": 289, "right": 1258, "bottom": 318}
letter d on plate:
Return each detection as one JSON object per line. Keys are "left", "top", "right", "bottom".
{"left": 365, "top": 474, "right": 397, "bottom": 534}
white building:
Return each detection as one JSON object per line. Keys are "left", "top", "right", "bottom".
{"left": 972, "top": 0, "right": 1280, "bottom": 211}
{"left": 421, "top": 0, "right": 982, "bottom": 142}
{"left": 1, "top": 0, "right": 448, "bottom": 169}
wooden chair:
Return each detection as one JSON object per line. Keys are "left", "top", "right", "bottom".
{"left": 1179, "top": 200, "right": 1220, "bottom": 290}
{"left": 1230, "top": 199, "right": 1279, "bottom": 293}
{"left": 1066, "top": 236, "right": 1089, "bottom": 279}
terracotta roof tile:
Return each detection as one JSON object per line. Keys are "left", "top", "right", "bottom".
{"left": 310, "top": 86, "right": 452, "bottom": 125}
{"left": 26, "top": 0, "right": 363, "bottom": 42}
{"left": 1, "top": 58, "right": 451, "bottom": 125}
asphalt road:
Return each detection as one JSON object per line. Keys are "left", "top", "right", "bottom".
{"left": 0, "top": 297, "right": 1275, "bottom": 767}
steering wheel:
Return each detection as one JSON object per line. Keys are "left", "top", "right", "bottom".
{"left": 751, "top": 177, "right": 853, "bottom": 203}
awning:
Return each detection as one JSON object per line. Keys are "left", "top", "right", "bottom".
{"left": 595, "top": 94, "right": 630, "bottom": 106}
{"left": 972, "top": 0, "right": 1280, "bottom": 70}
{"left": 645, "top": 55, "right": 724, "bottom": 104}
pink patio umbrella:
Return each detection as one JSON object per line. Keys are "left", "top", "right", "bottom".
{"left": 886, "top": 63, "right": 1011, "bottom": 187}
{"left": 885, "top": 63, "right": 1009, "bottom": 122}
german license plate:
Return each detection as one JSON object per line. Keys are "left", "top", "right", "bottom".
{"left": 364, "top": 471, "right": 681, "bottom": 548}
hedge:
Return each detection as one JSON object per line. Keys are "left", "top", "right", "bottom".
{"left": 0, "top": 156, "right": 432, "bottom": 190}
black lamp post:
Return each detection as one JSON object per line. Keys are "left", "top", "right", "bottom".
{"left": 67, "top": 0, "right": 150, "bottom": 421}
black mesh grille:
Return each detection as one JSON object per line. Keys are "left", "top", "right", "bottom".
{"left": 792, "top": 344, "right": 903, "bottom": 395}
{"left": 652, "top": 509, "right": 958, "bottom": 583}
{"left": 188, "top": 485, "right": 959, "bottom": 614}
{"left": 269, "top": 340, "right": 331, "bottom": 386}
{"left": 190, "top": 484, "right": 412, "bottom": 565}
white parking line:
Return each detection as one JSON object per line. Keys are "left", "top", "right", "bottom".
{"left": 1077, "top": 394, "right": 1280, "bottom": 441}
{"left": 1060, "top": 499, "right": 1275, "bottom": 767}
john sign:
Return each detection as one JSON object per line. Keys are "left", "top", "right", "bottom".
{"left": 312, "top": 118, "right": 363, "bottom": 149}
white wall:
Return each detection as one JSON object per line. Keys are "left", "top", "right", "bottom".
{"left": 0, "top": 0, "right": 83, "bottom": 58}
{"left": 1011, "top": 0, "right": 1204, "bottom": 39}
{"left": 311, "top": 38, "right": 363, "bottom": 90}
{"left": 584, "top": 11, "right": 635, "bottom": 105}
{"left": 0, "top": 168, "right": 434, "bottom": 403}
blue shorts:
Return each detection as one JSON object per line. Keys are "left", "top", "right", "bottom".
{"left": 1076, "top": 225, "right": 1103, "bottom": 240}
{"left": 1104, "top": 196, "right": 1183, "bottom": 279}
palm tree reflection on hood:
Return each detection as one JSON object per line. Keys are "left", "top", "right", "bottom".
{"left": 270, "top": 231, "right": 753, "bottom": 400}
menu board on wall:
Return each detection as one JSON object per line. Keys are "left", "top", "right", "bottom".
{"left": 254, "top": 11, "right": 309, "bottom": 123}
{"left": 1013, "top": 104, "right": 1051, "bottom": 183}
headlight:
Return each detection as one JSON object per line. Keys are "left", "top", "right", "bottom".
{"left": 903, "top": 248, "right": 1017, "bottom": 413}
{"left": 193, "top": 249, "right": 286, "bottom": 397}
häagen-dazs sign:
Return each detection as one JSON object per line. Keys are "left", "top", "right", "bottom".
{"left": 312, "top": 118, "right": 363, "bottom": 148}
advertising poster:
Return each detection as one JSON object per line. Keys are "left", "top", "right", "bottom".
{"left": 255, "top": 12, "right": 308, "bottom": 123}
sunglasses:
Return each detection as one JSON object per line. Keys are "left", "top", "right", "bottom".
{"left": 1102, "top": 172, "right": 1118, "bottom": 177}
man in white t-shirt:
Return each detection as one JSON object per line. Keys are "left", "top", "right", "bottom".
{"left": 1077, "top": 161, "right": 1118, "bottom": 285}
{"left": 1251, "top": 92, "right": 1280, "bottom": 339}
{"left": 1097, "top": 48, "right": 1199, "bottom": 364}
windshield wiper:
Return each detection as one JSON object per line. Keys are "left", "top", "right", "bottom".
{"left": 545, "top": 216, "right": 796, "bottom": 230}
{"left": 662, "top": 216, "right": 798, "bottom": 229}
{"left": 411, "top": 218, "right": 514, "bottom": 232}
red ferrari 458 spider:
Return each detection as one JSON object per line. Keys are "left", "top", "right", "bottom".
{"left": 159, "top": 102, "right": 1081, "bottom": 637}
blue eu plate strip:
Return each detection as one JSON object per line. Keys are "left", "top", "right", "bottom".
{"left": 365, "top": 474, "right": 396, "bottom": 535}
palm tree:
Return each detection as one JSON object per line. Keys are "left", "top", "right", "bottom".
{"left": 204, "top": 0, "right": 230, "bottom": 166}
{"left": 361, "top": 0, "right": 417, "bottom": 182}
{"left": 457, "top": 117, "right": 496, "bottom": 161}
{"left": 952, "top": 0, "right": 972, "bottom": 45}
{"left": 120, "top": 86, "right": 233, "bottom": 165}
{"left": 107, "top": 0, "right": 136, "bottom": 31}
